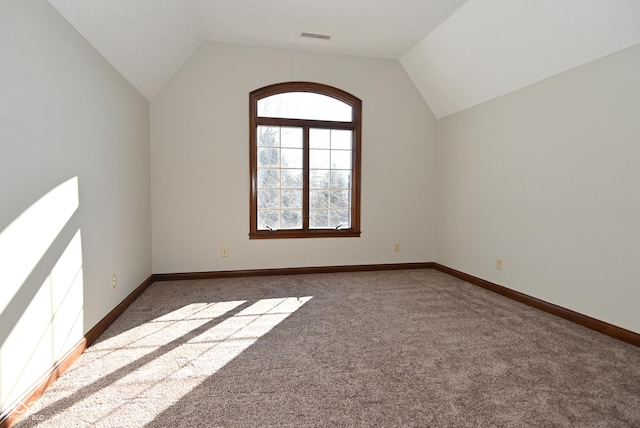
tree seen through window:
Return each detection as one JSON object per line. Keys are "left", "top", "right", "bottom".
{"left": 249, "top": 82, "right": 361, "bottom": 239}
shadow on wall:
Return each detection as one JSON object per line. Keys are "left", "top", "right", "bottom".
{"left": 0, "top": 177, "right": 84, "bottom": 417}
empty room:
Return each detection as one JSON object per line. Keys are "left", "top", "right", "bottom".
{"left": 1, "top": 0, "right": 639, "bottom": 426}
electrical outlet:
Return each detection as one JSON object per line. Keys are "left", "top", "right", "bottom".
{"left": 394, "top": 243, "right": 400, "bottom": 252}
{"left": 221, "top": 248, "right": 229, "bottom": 258}
{"left": 111, "top": 275, "right": 116, "bottom": 288}
{"left": 496, "top": 258, "right": 503, "bottom": 270}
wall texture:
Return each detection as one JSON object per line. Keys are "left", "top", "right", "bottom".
{"left": 2, "top": 4, "right": 637, "bottom": 417}
{"left": 0, "top": 0, "right": 151, "bottom": 413}
{"left": 436, "top": 44, "right": 640, "bottom": 333}
{"left": 151, "top": 41, "right": 437, "bottom": 273}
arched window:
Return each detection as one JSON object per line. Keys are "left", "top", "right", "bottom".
{"left": 249, "top": 82, "right": 361, "bottom": 239}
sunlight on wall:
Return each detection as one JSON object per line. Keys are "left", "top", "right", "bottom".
{"left": 0, "top": 177, "right": 83, "bottom": 412}
{"left": 0, "top": 177, "right": 79, "bottom": 315}
{"left": 28, "top": 296, "right": 312, "bottom": 426}
{"left": 0, "top": 230, "right": 84, "bottom": 412}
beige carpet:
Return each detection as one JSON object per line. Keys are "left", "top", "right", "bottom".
{"left": 13, "top": 269, "right": 640, "bottom": 427}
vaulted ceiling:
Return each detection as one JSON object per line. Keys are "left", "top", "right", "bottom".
{"left": 49, "top": 0, "right": 640, "bottom": 118}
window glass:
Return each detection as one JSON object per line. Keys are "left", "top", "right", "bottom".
{"left": 250, "top": 82, "right": 361, "bottom": 238}
{"left": 258, "top": 92, "right": 352, "bottom": 122}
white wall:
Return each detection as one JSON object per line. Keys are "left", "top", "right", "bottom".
{"left": 151, "top": 41, "right": 437, "bottom": 273}
{"left": 436, "top": 44, "right": 640, "bottom": 333}
{"left": 0, "top": 0, "right": 151, "bottom": 413}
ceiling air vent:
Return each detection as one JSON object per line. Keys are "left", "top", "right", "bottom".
{"left": 301, "top": 32, "right": 331, "bottom": 40}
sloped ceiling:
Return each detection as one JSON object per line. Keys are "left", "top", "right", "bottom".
{"left": 48, "top": 0, "right": 640, "bottom": 117}
{"left": 48, "top": 0, "right": 203, "bottom": 100}
{"left": 402, "top": 0, "right": 640, "bottom": 118}
{"left": 47, "top": 0, "right": 468, "bottom": 100}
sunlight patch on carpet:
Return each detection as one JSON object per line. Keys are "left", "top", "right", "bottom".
{"left": 30, "top": 296, "right": 312, "bottom": 426}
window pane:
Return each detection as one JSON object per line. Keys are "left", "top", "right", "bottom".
{"left": 281, "top": 148, "right": 302, "bottom": 168}
{"left": 310, "top": 190, "right": 329, "bottom": 209}
{"left": 257, "top": 126, "right": 279, "bottom": 147}
{"left": 331, "top": 130, "right": 352, "bottom": 150}
{"left": 258, "top": 92, "right": 352, "bottom": 122}
{"left": 281, "top": 169, "right": 302, "bottom": 188}
{"left": 310, "top": 128, "right": 330, "bottom": 149}
{"left": 251, "top": 83, "right": 361, "bottom": 238}
{"left": 330, "top": 210, "right": 351, "bottom": 228}
{"left": 281, "top": 190, "right": 302, "bottom": 209}
{"left": 281, "top": 210, "right": 302, "bottom": 229}
{"left": 258, "top": 169, "right": 280, "bottom": 188}
{"left": 281, "top": 127, "right": 302, "bottom": 148}
{"left": 310, "top": 170, "right": 330, "bottom": 189}
{"left": 258, "top": 148, "right": 279, "bottom": 167}
{"left": 258, "top": 189, "right": 280, "bottom": 209}
{"left": 258, "top": 210, "right": 280, "bottom": 230}
{"left": 310, "top": 210, "right": 329, "bottom": 229}
{"left": 331, "top": 170, "right": 351, "bottom": 190}
{"left": 331, "top": 150, "right": 351, "bottom": 170}
{"left": 310, "top": 149, "right": 330, "bottom": 169}
{"left": 331, "top": 190, "right": 350, "bottom": 209}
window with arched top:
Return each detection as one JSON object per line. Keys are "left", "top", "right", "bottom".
{"left": 249, "top": 82, "right": 362, "bottom": 239}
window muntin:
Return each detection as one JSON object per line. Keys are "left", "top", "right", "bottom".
{"left": 308, "top": 129, "right": 352, "bottom": 229}
{"left": 250, "top": 82, "right": 361, "bottom": 239}
{"left": 257, "top": 126, "right": 304, "bottom": 230}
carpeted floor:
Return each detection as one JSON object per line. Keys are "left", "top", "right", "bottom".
{"left": 13, "top": 269, "right": 640, "bottom": 427}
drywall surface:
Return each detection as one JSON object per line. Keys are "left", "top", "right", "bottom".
{"left": 436, "top": 44, "right": 640, "bottom": 333}
{"left": 0, "top": 0, "right": 151, "bottom": 414}
{"left": 151, "top": 41, "right": 437, "bottom": 273}
{"left": 401, "top": 0, "right": 640, "bottom": 118}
